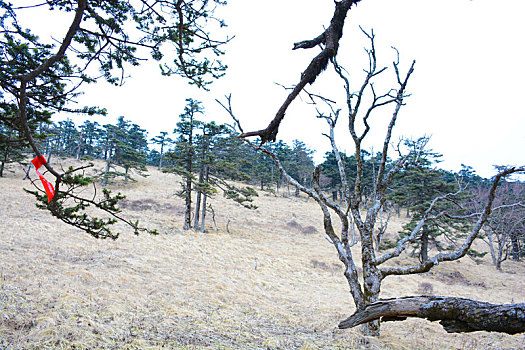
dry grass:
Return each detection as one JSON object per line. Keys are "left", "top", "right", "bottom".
{"left": 1, "top": 160, "right": 524, "bottom": 349}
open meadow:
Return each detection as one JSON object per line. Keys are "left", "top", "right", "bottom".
{"left": 1, "top": 159, "right": 524, "bottom": 349}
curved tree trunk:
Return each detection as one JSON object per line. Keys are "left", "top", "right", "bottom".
{"left": 339, "top": 296, "right": 525, "bottom": 334}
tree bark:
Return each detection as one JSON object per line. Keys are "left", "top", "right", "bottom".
{"left": 75, "top": 132, "right": 84, "bottom": 160}
{"left": 361, "top": 242, "right": 382, "bottom": 336}
{"left": 200, "top": 165, "right": 209, "bottom": 232}
{"left": 102, "top": 150, "right": 112, "bottom": 187}
{"left": 0, "top": 140, "right": 8, "bottom": 177}
{"left": 159, "top": 141, "right": 165, "bottom": 169}
{"left": 194, "top": 135, "right": 209, "bottom": 229}
{"left": 183, "top": 113, "right": 194, "bottom": 231}
{"left": 511, "top": 233, "right": 521, "bottom": 261}
{"left": 339, "top": 296, "right": 525, "bottom": 334}
{"left": 420, "top": 228, "right": 429, "bottom": 262}
{"left": 124, "top": 167, "right": 129, "bottom": 184}
{"left": 194, "top": 172, "right": 203, "bottom": 229}
{"left": 183, "top": 172, "right": 192, "bottom": 230}
{"left": 486, "top": 230, "right": 499, "bottom": 268}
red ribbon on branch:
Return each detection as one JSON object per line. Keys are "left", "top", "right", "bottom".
{"left": 31, "top": 156, "right": 55, "bottom": 202}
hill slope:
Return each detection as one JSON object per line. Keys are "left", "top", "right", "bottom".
{"left": 1, "top": 160, "right": 524, "bottom": 349}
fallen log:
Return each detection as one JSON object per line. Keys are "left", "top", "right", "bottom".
{"left": 338, "top": 296, "right": 525, "bottom": 334}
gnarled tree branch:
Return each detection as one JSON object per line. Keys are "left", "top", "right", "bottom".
{"left": 239, "top": 0, "right": 362, "bottom": 144}
{"left": 338, "top": 296, "right": 525, "bottom": 335}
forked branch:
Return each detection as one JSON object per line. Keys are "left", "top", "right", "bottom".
{"left": 379, "top": 166, "right": 525, "bottom": 275}
{"left": 239, "top": 0, "right": 362, "bottom": 144}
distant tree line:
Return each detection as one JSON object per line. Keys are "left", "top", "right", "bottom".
{"left": 2, "top": 100, "right": 524, "bottom": 262}
{"left": 1, "top": 103, "right": 317, "bottom": 195}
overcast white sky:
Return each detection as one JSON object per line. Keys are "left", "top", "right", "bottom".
{"left": 24, "top": 0, "right": 525, "bottom": 179}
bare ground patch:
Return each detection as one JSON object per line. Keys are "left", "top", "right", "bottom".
{"left": 429, "top": 270, "right": 487, "bottom": 288}
{"left": 119, "top": 198, "right": 183, "bottom": 214}
{"left": 286, "top": 219, "right": 319, "bottom": 235}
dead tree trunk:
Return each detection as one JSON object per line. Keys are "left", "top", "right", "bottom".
{"left": 194, "top": 167, "right": 204, "bottom": 229}
{"left": 183, "top": 172, "right": 192, "bottom": 230}
{"left": 420, "top": 228, "right": 429, "bottom": 262}
{"left": 75, "top": 132, "right": 84, "bottom": 160}
{"left": 200, "top": 165, "right": 209, "bottom": 232}
{"left": 339, "top": 296, "right": 525, "bottom": 335}
{"left": 101, "top": 148, "right": 113, "bottom": 187}
{"left": 510, "top": 232, "right": 521, "bottom": 261}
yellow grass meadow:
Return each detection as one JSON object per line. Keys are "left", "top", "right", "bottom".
{"left": 1, "top": 159, "right": 524, "bottom": 349}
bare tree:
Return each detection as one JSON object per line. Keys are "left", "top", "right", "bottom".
{"left": 466, "top": 180, "right": 525, "bottom": 270}
{"left": 221, "top": 28, "right": 525, "bottom": 336}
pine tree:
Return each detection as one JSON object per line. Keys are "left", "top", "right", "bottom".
{"left": 388, "top": 142, "right": 471, "bottom": 262}
{"left": 168, "top": 99, "right": 204, "bottom": 230}
{"left": 111, "top": 117, "right": 148, "bottom": 184}
{"left": 100, "top": 123, "right": 117, "bottom": 187}
{"left": 150, "top": 131, "right": 173, "bottom": 169}
{"left": 211, "top": 135, "right": 253, "bottom": 182}
{"left": 99, "top": 117, "right": 148, "bottom": 186}
{"left": 1, "top": 0, "right": 228, "bottom": 238}
{"left": 0, "top": 123, "right": 25, "bottom": 177}
{"left": 77, "top": 120, "right": 102, "bottom": 160}
{"left": 193, "top": 121, "right": 226, "bottom": 230}
{"left": 119, "top": 122, "right": 148, "bottom": 184}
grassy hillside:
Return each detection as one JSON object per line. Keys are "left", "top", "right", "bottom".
{"left": 1, "top": 159, "right": 524, "bottom": 349}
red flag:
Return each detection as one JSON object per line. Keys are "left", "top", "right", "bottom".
{"left": 31, "top": 155, "right": 46, "bottom": 169}
{"left": 31, "top": 156, "right": 55, "bottom": 202}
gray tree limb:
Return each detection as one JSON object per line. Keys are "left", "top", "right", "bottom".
{"left": 379, "top": 166, "right": 525, "bottom": 276}
{"left": 338, "top": 296, "right": 525, "bottom": 335}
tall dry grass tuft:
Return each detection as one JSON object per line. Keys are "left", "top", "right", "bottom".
{"left": 1, "top": 160, "right": 524, "bottom": 349}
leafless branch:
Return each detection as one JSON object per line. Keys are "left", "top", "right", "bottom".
{"left": 376, "top": 60, "right": 416, "bottom": 191}
{"left": 215, "top": 94, "right": 243, "bottom": 134}
{"left": 239, "top": 0, "right": 362, "bottom": 144}
{"left": 380, "top": 167, "right": 525, "bottom": 276}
